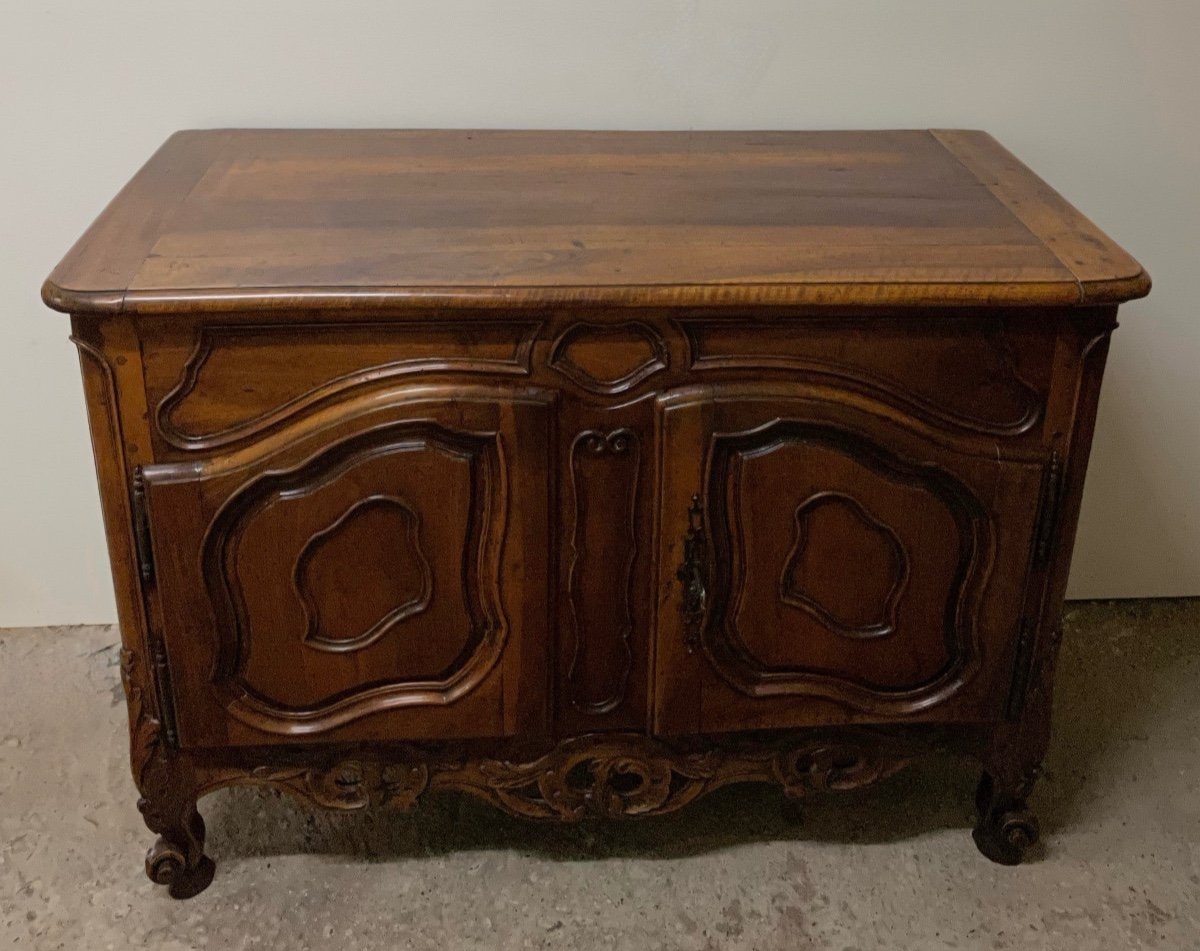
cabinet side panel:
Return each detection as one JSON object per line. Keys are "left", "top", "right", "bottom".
{"left": 1039, "top": 311, "right": 1118, "bottom": 615}
{"left": 70, "top": 315, "right": 164, "bottom": 769}
{"left": 980, "top": 306, "right": 1118, "bottom": 792}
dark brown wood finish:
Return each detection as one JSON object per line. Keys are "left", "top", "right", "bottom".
{"left": 48, "top": 130, "right": 1148, "bottom": 897}
{"left": 141, "top": 387, "right": 551, "bottom": 746}
{"left": 45, "top": 129, "right": 1147, "bottom": 314}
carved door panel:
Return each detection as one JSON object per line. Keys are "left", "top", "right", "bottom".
{"left": 653, "top": 387, "right": 1049, "bottom": 735}
{"left": 141, "top": 387, "right": 551, "bottom": 747}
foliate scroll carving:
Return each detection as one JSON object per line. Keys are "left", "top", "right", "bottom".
{"left": 232, "top": 732, "right": 922, "bottom": 822}
{"left": 565, "top": 429, "right": 639, "bottom": 714}
{"left": 120, "top": 647, "right": 164, "bottom": 798}
{"left": 122, "top": 649, "right": 214, "bottom": 898}
{"left": 249, "top": 760, "right": 431, "bottom": 812}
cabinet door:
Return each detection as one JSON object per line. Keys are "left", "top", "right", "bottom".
{"left": 141, "top": 386, "right": 550, "bottom": 747}
{"left": 654, "top": 387, "right": 1048, "bottom": 735}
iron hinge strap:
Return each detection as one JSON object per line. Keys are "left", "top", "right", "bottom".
{"left": 1009, "top": 448, "right": 1066, "bottom": 718}
{"left": 1033, "top": 450, "right": 1063, "bottom": 571}
{"left": 1005, "top": 617, "right": 1037, "bottom": 720}
{"left": 676, "top": 493, "right": 708, "bottom": 653}
{"left": 131, "top": 466, "right": 155, "bottom": 585}
{"left": 150, "top": 639, "right": 180, "bottom": 748}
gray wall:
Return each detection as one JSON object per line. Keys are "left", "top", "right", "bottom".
{"left": 2, "top": 1, "right": 1195, "bottom": 625}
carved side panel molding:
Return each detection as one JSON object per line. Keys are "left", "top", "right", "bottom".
{"left": 564, "top": 429, "right": 639, "bottom": 714}
{"left": 154, "top": 320, "right": 540, "bottom": 450}
{"left": 680, "top": 318, "right": 1045, "bottom": 437}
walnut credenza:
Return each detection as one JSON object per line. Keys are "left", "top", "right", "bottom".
{"left": 44, "top": 129, "right": 1149, "bottom": 897}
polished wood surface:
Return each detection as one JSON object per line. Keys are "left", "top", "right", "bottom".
{"left": 142, "top": 388, "right": 551, "bottom": 746}
{"left": 46, "top": 130, "right": 1148, "bottom": 897}
{"left": 653, "top": 387, "right": 1046, "bottom": 735}
{"left": 44, "top": 129, "right": 1148, "bottom": 314}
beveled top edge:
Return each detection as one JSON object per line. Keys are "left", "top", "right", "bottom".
{"left": 928, "top": 129, "right": 1150, "bottom": 306}
{"left": 43, "top": 128, "right": 1150, "bottom": 317}
{"left": 43, "top": 279, "right": 1137, "bottom": 316}
{"left": 41, "top": 274, "right": 1152, "bottom": 316}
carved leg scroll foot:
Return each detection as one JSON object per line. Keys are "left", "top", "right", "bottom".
{"left": 141, "top": 799, "right": 215, "bottom": 899}
{"left": 972, "top": 771, "right": 1040, "bottom": 866}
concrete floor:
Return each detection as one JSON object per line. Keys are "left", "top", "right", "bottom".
{"left": 1, "top": 600, "right": 1197, "bottom": 950}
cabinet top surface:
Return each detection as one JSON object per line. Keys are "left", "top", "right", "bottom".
{"left": 44, "top": 129, "right": 1148, "bottom": 316}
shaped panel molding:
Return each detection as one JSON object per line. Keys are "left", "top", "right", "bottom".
{"left": 681, "top": 318, "right": 1045, "bottom": 437}
{"left": 294, "top": 495, "right": 433, "bottom": 653}
{"left": 565, "top": 429, "right": 640, "bottom": 714}
{"left": 549, "top": 321, "right": 668, "bottom": 394}
{"left": 704, "top": 419, "right": 991, "bottom": 711}
{"left": 154, "top": 320, "right": 540, "bottom": 450}
{"left": 780, "top": 492, "right": 909, "bottom": 640}
{"left": 198, "top": 420, "right": 508, "bottom": 734}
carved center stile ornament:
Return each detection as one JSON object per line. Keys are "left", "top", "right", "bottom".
{"left": 549, "top": 322, "right": 668, "bottom": 394}
{"left": 565, "top": 428, "right": 639, "bottom": 714}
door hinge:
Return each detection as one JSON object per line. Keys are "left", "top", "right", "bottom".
{"left": 1005, "top": 617, "right": 1037, "bottom": 719}
{"left": 676, "top": 494, "right": 708, "bottom": 654}
{"left": 151, "top": 639, "right": 179, "bottom": 747}
{"left": 1033, "top": 450, "right": 1063, "bottom": 571}
{"left": 131, "top": 467, "right": 155, "bottom": 585}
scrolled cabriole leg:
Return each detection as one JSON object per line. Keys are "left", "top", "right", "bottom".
{"left": 972, "top": 768, "right": 1040, "bottom": 866}
{"left": 141, "top": 797, "right": 215, "bottom": 899}
{"left": 971, "top": 617, "right": 1065, "bottom": 866}
{"left": 121, "top": 647, "right": 215, "bottom": 898}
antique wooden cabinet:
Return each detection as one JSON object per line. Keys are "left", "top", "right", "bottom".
{"left": 43, "top": 129, "right": 1149, "bottom": 898}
